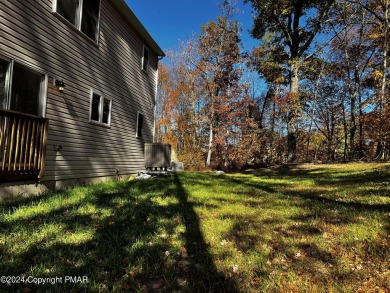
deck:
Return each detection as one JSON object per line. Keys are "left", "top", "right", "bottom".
{"left": 0, "top": 109, "right": 48, "bottom": 182}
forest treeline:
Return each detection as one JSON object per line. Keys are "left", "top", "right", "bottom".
{"left": 155, "top": 0, "right": 389, "bottom": 170}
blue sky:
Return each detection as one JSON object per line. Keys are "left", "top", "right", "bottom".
{"left": 126, "top": 0, "right": 258, "bottom": 54}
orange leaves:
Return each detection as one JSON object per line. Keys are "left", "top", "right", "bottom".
{"left": 156, "top": 9, "right": 255, "bottom": 170}
{"left": 271, "top": 90, "right": 301, "bottom": 116}
{"left": 180, "top": 247, "right": 189, "bottom": 259}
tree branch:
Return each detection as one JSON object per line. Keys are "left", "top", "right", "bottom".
{"left": 346, "top": 0, "right": 385, "bottom": 22}
{"left": 303, "top": 23, "right": 350, "bottom": 62}
{"left": 274, "top": 11, "right": 294, "bottom": 48}
{"left": 300, "top": 1, "right": 335, "bottom": 57}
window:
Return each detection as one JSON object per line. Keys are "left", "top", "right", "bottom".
{"left": 136, "top": 112, "right": 144, "bottom": 138}
{"left": 10, "top": 64, "right": 44, "bottom": 116}
{"left": 90, "top": 93, "right": 100, "bottom": 122}
{"left": 89, "top": 91, "right": 111, "bottom": 126}
{"left": 0, "top": 59, "right": 9, "bottom": 110}
{"left": 142, "top": 46, "right": 149, "bottom": 71}
{"left": 56, "top": 0, "right": 79, "bottom": 25}
{"left": 0, "top": 57, "right": 46, "bottom": 117}
{"left": 54, "top": 0, "right": 101, "bottom": 42}
{"left": 81, "top": 0, "right": 101, "bottom": 40}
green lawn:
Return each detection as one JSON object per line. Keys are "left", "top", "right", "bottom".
{"left": 0, "top": 163, "right": 389, "bottom": 292}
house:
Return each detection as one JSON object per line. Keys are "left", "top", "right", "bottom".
{"left": 0, "top": 0, "right": 164, "bottom": 197}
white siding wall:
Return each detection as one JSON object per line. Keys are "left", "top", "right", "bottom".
{"left": 0, "top": 0, "right": 158, "bottom": 182}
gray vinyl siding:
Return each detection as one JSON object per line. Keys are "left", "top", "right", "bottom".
{"left": 0, "top": 0, "right": 159, "bottom": 181}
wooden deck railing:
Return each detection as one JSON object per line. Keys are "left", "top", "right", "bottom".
{"left": 0, "top": 109, "right": 48, "bottom": 182}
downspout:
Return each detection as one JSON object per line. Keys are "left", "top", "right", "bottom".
{"left": 153, "top": 55, "right": 164, "bottom": 143}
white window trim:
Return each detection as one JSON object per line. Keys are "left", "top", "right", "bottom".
{"left": 136, "top": 111, "right": 144, "bottom": 138}
{"left": 0, "top": 55, "right": 47, "bottom": 118}
{"left": 89, "top": 89, "right": 112, "bottom": 127}
{"left": 53, "top": 0, "right": 102, "bottom": 43}
{"left": 142, "top": 46, "right": 149, "bottom": 72}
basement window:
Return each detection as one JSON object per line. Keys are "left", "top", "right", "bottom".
{"left": 54, "top": 0, "right": 101, "bottom": 42}
{"left": 89, "top": 91, "right": 111, "bottom": 127}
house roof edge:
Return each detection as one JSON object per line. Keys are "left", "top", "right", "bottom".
{"left": 111, "top": 0, "right": 165, "bottom": 58}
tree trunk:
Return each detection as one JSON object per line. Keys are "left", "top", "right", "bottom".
{"left": 269, "top": 93, "right": 277, "bottom": 164}
{"left": 327, "top": 140, "right": 333, "bottom": 162}
{"left": 342, "top": 100, "right": 348, "bottom": 161}
{"left": 359, "top": 103, "right": 364, "bottom": 158}
{"left": 329, "top": 110, "right": 336, "bottom": 161}
{"left": 306, "top": 118, "right": 313, "bottom": 162}
{"left": 379, "top": 0, "right": 389, "bottom": 160}
{"left": 349, "top": 68, "right": 359, "bottom": 159}
{"left": 206, "top": 123, "right": 213, "bottom": 167}
{"left": 206, "top": 81, "right": 219, "bottom": 168}
{"left": 287, "top": 113, "right": 297, "bottom": 162}
{"left": 358, "top": 79, "right": 364, "bottom": 158}
{"left": 287, "top": 61, "right": 300, "bottom": 163}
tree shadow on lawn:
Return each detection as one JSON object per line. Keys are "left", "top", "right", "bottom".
{"left": 184, "top": 171, "right": 389, "bottom": 291}
{"left": 171, "top": 173, "right": 239, "bottom": 292}
{"left": 255, "top": 164, "right": 390, "bottom": 194}
{"left": 285, "top": 186, "right": 390, "bottom": 214}
{"left": 0, "top": 174, "right": 239, "bottom": 292}
{"left": 222, "top": 171, "right": 389, "bottom": 289}
{"left": 225, "top": 168, "right": 390, "bottom": 213}
{"left": 224, "top": 214, "right": 267, "bottom": 253}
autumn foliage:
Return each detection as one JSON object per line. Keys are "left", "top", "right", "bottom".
{"left": 157, "top": 0, "right": 389, "bottom": 170}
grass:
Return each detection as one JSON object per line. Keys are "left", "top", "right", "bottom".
{"left": 0, "top": 163, "right": 389, "bottom": 292}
